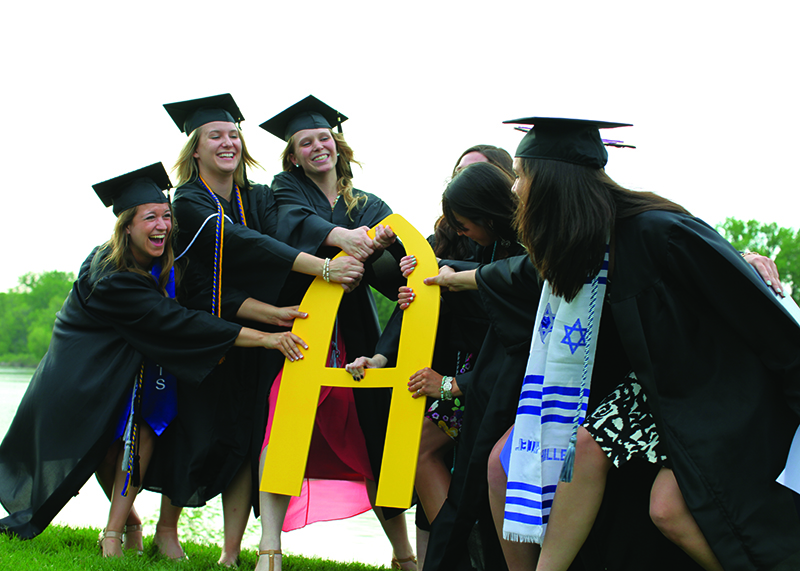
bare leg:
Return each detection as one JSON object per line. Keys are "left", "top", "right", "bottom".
{"left": 100, "top": 425, "right": 156, "bottom": 558}
{"left": 95, "top": 443, "right": 144, "bottom": 551}
{"left": 650, "top": 468, "right": 723, "bottom": 571}
{"left": 487, "top": 425, "right": 540, "bottom": 571}
{"left": 415, "top": 418, "right": 455, "bottom": 523}
{"left": 256, "top": 445, "right": 290, "bottom": 571}
{"left": 416, "top": 527, "right": 429, "bottom": 571}
{"left": 154, "top": 496, "right": 186, "bottom": 559}
{"left": 366, "top": 479, "right": 417, "bottom": 570}
{"left": 219, "top": 460, "right": 251, "bottom": 566}
{"left": 535, "top": 427, "right": 612, "bottom": 571}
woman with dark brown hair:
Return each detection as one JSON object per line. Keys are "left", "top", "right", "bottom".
{"left": 488, "top": 117, "right": 800, "bottom": 571}
{"left": 421, "top": 117, "right": 799, "bottom": 571}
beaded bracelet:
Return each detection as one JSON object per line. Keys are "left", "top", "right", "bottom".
{"left": 440, "top": 376, "right": 454, "bottom": 401}
{"left": 323, "top": 258, "right": 331, "bottom": 282}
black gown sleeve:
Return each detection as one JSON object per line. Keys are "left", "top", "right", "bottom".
{"left": 272, "top": 171, "right": 338, "bottom": 251}
{"left": 85, "top": 271, "right": 241, "bottom": 382}
{"left": 475, "top": 254, "right": 542, "bottom": 353}
{"left": 173, "top": 182, "right": 301, "bottom": 318}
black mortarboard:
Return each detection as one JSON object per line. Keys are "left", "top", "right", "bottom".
{"left": 259, "top": 95, "right": 348, "bottom": 141}
{"left": 503, "top": 117, "right": 632, "bottom": 169}
{"left": 93, "top": 163, "right": 172, "bottom": 217}
{"left": 163, "top": 93, "right": 244, "bottom": 135}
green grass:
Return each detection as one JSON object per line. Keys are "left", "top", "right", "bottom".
{"left": 0, "top": 525, "right": 389, "bottom": 570}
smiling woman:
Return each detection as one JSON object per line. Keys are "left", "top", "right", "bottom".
{"left": 0, "top": 163, "right": 305, "bottom": 558}
{"left": 125, "top": 203, "right": 172, "bottom": 266}
{"left": 142, "top": 94, "right": 364, "bottom": 566}
{"left": 256, "top": 95, "right": 415, "bottom": 571}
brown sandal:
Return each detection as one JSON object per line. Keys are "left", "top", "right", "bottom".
{"left": 257, "top": 549, "right": 282, "bottom": 571}
{"left": 391, "top": 554, "right": 418, "bottom": 569}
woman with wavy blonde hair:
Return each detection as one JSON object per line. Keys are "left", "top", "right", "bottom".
{"left": 256, "top": 95, "right": 414, "bottom": 571}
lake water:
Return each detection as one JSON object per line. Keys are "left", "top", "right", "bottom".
{"left": 0, "top": 367, "right": 415, "bottom": 567}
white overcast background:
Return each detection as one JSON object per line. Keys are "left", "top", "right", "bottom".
{"left": 2, "top": 0, "right": 798, "bottom": 291}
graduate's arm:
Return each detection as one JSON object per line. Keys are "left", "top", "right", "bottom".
{"left": 326, "top": 226, "right": 375, "bottom": 261}
{"left": 352, "top": 198, "right": 405, "bottom": 298}
{"left": 475, "top": 255, "right": 541, "bottom": 353}
{"left": 88, "top": 272, "right": 242, "bottom": 382}
{"left": 423, "top": 266, "right": 478, "bottom": 291}
{"left": 741, "top": 251, "right": 785, "bottom": 296}
{"left": 407, "top": 367, "right": 464, "bottom": 399}
{"left": 233, "top": 326, "right": 308, "bottom": 362}
{"left": 173, "top": 190, "right": 299, "bottom": 271}
{"left": 235, "top": 298, "right": 308, "bottom": 328}
{"left": 272, "top": 172, "right": 338, "bottom": 252}
{"left": 344, "top": 353, "right": 389, "bottom": 381}
{"left": 291, "top": 252, "right": 364, "bottom": 289}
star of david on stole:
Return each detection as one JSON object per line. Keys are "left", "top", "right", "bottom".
{"left": 539, "top": 303, "right": 555, "bottom": 343}
{"left": 561, "top": 318, "right": 588, "bottom": 354}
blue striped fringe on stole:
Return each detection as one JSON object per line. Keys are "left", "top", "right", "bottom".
{"left": 502, "top": 247, "right": 608, "bottom": 544}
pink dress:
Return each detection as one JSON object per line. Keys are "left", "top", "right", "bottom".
{"left": 262, "top": 334, "right": 373, "bottom": 531}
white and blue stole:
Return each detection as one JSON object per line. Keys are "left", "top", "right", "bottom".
{"left": 118, "top": 262, "right": 178, "bottom": 495}
{"left": 503, "top": 248, "right": 608, "bottom": 544}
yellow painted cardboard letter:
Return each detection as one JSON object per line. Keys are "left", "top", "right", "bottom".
{"left": 261, "top": 214, "right": 439, "bottom": 508}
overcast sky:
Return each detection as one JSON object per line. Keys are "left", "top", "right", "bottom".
{"left": 2, "top": 0, "right": 797, "bottom": 291}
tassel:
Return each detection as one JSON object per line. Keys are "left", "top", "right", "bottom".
{"left": 559, "top": 433, "right": 578, "bottom": 483}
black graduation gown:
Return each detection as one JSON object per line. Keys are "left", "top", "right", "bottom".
{"left": 271, "top": 169, "right": 404, "bottom": 507}
{"left": 0, "top": 247, "right": 241, "bottom": 538}
{"left": 425, "top": 255, "right": 702, "bottom": 571}
{"left": 144, "top": 179, "right": 300, "bottom": 507}
{"left": 609, "top": 210, "right": 800, "bottom": 570}
{"left": 423, "top": 255, "right": 541, "bottom": 571}
{"left": 375, "top": 245, "right": 525, "bottom": 531}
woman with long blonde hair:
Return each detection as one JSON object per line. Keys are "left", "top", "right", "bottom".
{"left": 142, "top": 94, "right": 364, "bottom": 565}
{"left": 255, "top": 95, "right": 414, "bottom": 571}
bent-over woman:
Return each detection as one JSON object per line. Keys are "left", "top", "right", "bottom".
{"left": 0, "top": 163, "right": 306, "bottom": 558}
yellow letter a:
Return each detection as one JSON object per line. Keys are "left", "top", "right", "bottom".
{"left": 261, "top": 214, "right": 440, "bottom": 508}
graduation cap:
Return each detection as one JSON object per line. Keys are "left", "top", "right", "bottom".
{"left": 259, "top": 95, "right": 348, "bottom": 141}
{"left": 504, "top": 117, "right": 632, "bottom": 169}
{"left": 163, "top": 93, "right": 244, "bottom": 135}
{"left": 93, "top": 162, "right": 172, "bottom": 217}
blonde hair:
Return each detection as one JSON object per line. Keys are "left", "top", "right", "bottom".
{"left": 281, "top": 131, "right": 366, "bottom": 219}
{"left": 99, "top": 204, "right": 176, "bottom": 295}
{"left": 174, "top": 123, "right": 261, "bottom": 188}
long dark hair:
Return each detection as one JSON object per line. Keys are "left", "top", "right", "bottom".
{"left": 432, "top": 215, "right": 473, "bottom": 260}
{"left": 514, "top": 158, "right": 689, "bottom": 301}
{"left": 442, "top": 162, "right": 519, "bottom": 247}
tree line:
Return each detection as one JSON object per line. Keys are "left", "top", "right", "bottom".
{"left": 1, "top": 218, "right": 796, "bottom": 368}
